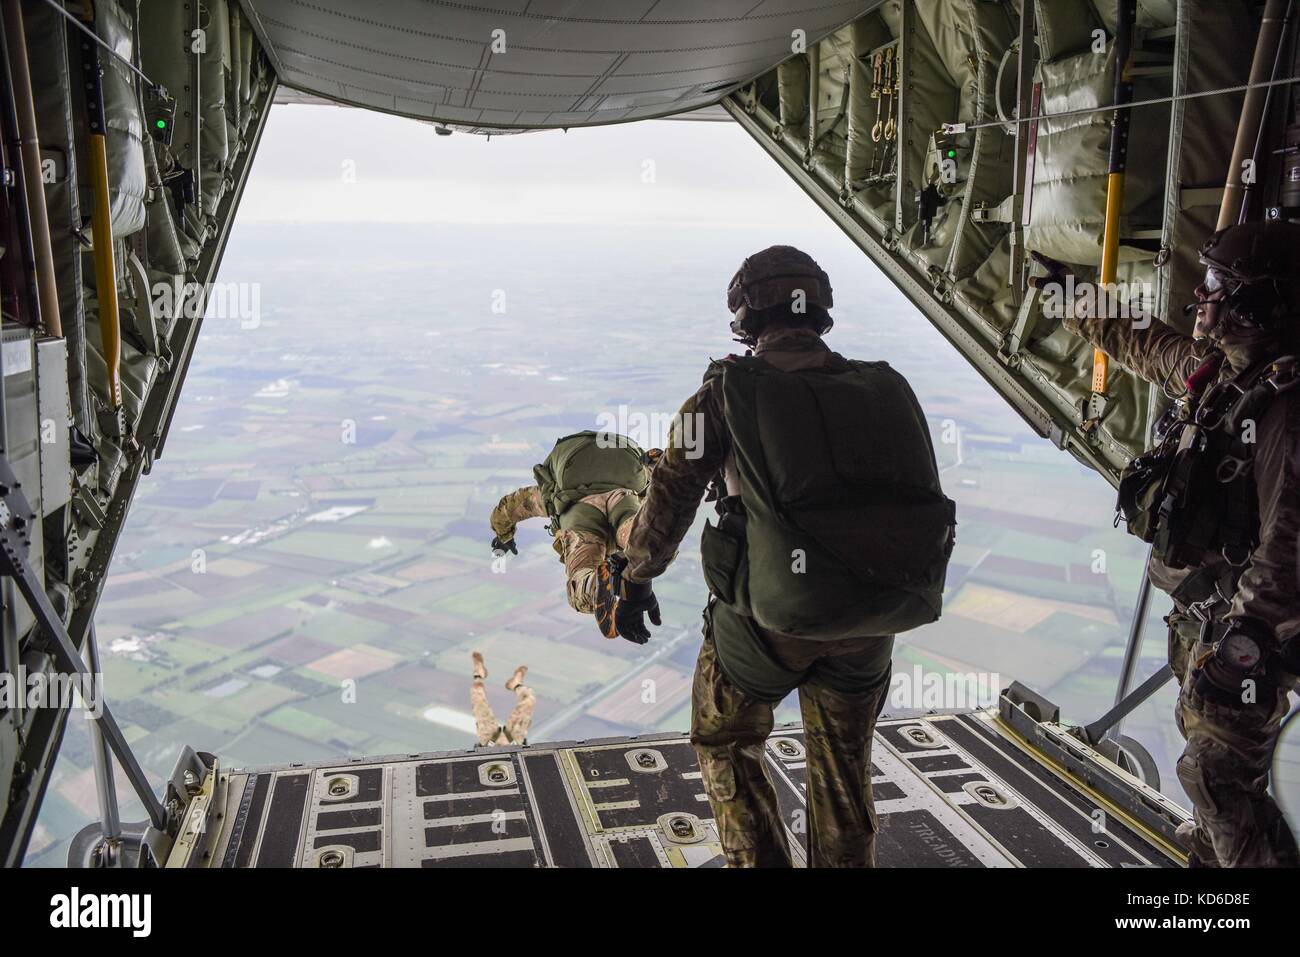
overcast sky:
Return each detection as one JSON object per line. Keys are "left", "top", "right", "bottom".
{"left": 239, "top": 104, "right": 818, "bottom": 227}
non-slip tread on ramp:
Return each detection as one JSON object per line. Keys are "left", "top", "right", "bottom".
{"left": 199, "top": 713, "right": 1181, "bottom": 868}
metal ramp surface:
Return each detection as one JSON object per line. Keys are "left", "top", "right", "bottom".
{"left": 186, "top": 713, "right": 1184, "bottom": 868}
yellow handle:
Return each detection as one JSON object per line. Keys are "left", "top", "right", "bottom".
{"left": 1092, "top": 349, "right": 1110, "bottom": 393}
{"left": 1092, "top": 172, "right": 1126, "bottom": 398}
{"left": 88, "top": 132, "right": 122, "bottom": 409}
{"left": 1100, "top": 171, "right": 1125, "bottom": 287}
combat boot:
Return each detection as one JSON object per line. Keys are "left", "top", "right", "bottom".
{"left": 506, "top": 666, "right": 528, "bottom": 691}
{"left": 1176, "top": 820, "right": 1220, "bottom": 868}
{"left": 472, "top": 652, "right": 487, "bottom": 680}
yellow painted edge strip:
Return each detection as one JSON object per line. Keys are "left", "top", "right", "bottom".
{"left": 987, "top": 713, "right": 1189, "bottom": 865}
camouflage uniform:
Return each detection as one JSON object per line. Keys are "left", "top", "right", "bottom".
{"left": 1064, "top": 311, "right": 1300, "bottom": 868}
{"left": 471, "top": 663, "right": 535, "bottom": 747}
{"left": 626, "top": 326, "right": 896, "bottom": 868}
{"left": 490, "top": 485, "right": 637, "bottom": 616}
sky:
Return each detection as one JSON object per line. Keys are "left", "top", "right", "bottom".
{"left": 239, "top": 104, "right": 817, "bottom": 227}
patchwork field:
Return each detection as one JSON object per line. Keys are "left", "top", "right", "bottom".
{"left": 25, "top": 223, "right": 1171, "bottom": 865}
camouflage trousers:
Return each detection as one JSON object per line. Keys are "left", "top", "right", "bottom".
{"left": 560, "top": 489, "right": 635, "bottom": 615}
{"left": 1168, "top": 612, "right": 1300, "bottom": 868}
{"left": 689, "top": 620, "right": 894, "bottom": 868}
{"left": 471, "top": 678, "right": 535, "bottom": 747}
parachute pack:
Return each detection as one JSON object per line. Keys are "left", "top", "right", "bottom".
{"left": 533, "top": 431, "right": 650, "bottom": 538}
{"left": 700, "top": 356, "right": 957, "bottom": 640}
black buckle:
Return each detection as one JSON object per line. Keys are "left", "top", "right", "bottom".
{"left": 1215, "top": 455, "right": 1252, "bottom": 483}
{"left": 1221, "top": 544, "right": 1252, "bottom": 567}
{"left": 1194, "top": 382, "right": 1244, "bottom": 430}
{"left": 1263, "top": 356, "right": 1299, "bottom": 395}
{"left": 1187, "top": 579, "right": 1233, "bottom": 623}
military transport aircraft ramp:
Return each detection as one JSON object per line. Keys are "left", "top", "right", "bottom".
{"left": 144, "top": 690, "right": 1186, "bottom": 868}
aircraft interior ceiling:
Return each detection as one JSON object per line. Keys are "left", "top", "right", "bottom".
{"left": 241, "top": 0, "right": 876, "bottom": 129}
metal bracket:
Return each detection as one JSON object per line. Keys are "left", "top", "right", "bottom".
{"left": 122, "top": 250, "right": 162, "bottom": 356}
{"left": 1082, "top": 390, "right": 1112, "bottom": 434}
{"left": 1000, "top": 286, "right": 1041, "bottom": 361}
{"left": 1080, "top": 663, "right": 1175, "bottom": 748}
{"left": 1000, "top": 686, "right": 1190, "bottom": 850}
{"left": 971, "top": 194, "right": 1017, "bottom": 224}
{"left": 164, "top": 752, "right": 225, "bottom": 867}
{"left": 0, "top": 456, "right": 169, "bottom": 833}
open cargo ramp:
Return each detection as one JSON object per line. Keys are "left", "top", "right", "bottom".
{"left": 165, "top": 693, "right": 1188, "bottom": 868}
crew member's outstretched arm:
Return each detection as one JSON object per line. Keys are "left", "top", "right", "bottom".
{"left": 625, "top": 380, "right": 727, "bottom": 582}
{"left": 1063, "top": 313, "right": 1213, "bottom": 390}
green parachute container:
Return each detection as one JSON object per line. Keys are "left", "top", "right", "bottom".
{"left": 700, "top": 357, "right": 957, "bottom": 640}
{"left": 533, "top": 431, "right": 650, "bottom": 537}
